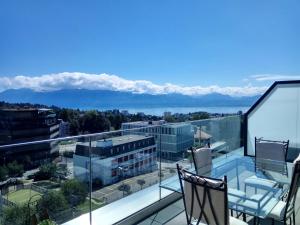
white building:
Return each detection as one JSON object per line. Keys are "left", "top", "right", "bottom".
{"left": 121, "top": 121, "right": 194, "bottom": 160}
{"left": 73, "top": 135, "right": 157, "bottom": 185}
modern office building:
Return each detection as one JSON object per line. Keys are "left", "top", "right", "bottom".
{"left": 0, "top": 108, "right": 59, "bottom": 167}
{"left": 73, "top": 135, "right": 157, "bottom": 185}
{"left": 121, "top": 121, "right": 194, "bottom": 160}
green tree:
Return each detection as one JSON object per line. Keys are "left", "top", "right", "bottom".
{"left": 0, "top": 166, "right": 8, "bottom": 181}
{"left": 22, "top": 155, "right": 32, "bottom": 169}
{"left": 3, "top": 204, "right": 30, "bottom": 225}
{"left": 37, "top": 191, "right": 68, "bottom": 214}
{"left": 7, "top": 161, "right": 24, "bottom": 177}
{"left": 136, "top": 179, "right": 146, "bottom": 190}
{"left": 34, "top": 163, "right": 58, "bottom": 181}
{"left": 164, "top": 116, "right": 175, "bottom": 123}
{"left": 61, "top": 179, "right": 88, "bottom": 206}
{"left": 118, "top": 183, "right": 131, "bottom": 196}
{"left": 80, "top": 110, "right": 110, "bottom": 133}
{"left": 38, "top": 220, "right": 57, "bottom": 225}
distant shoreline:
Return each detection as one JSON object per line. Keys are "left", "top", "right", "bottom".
{"left": 80, "top": 106, "right": 250, "bottom": 116}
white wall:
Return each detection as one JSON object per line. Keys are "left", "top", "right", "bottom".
{"left": 247, "top": 83, "right": 300, "bottom": 156}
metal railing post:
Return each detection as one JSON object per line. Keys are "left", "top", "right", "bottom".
{"left": 89, "top": 136, "right": 92, "bottom": 225}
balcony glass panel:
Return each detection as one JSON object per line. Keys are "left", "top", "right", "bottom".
{"left": 247, "top": 83, "right": 300, "bottom": 160}
{"left": 0, "top": 116, "right": 243, "bottom": 225}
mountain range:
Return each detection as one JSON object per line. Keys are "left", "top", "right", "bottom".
{"left": 0, "top": 89, "right": 260, "bottom": 109}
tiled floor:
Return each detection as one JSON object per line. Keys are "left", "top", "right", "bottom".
{"left": 138, "top": 198, "right": 300, "bottom": 225}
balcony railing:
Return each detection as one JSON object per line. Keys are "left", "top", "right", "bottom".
{"left": 0, "top": 115, "right": 243, "bottom": 225}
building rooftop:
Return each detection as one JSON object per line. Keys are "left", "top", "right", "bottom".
{"left": 98, "top": 134, "right": 152, "bottom": 146}
{"left": 77, "top": 134, "right": 154, "bottom": 148}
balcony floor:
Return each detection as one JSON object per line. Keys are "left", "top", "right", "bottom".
{"left": 138, "top": 197, "right": 300, "bottom": 225}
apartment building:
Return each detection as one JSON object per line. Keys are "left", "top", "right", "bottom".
{"left": 73, "top": 135, "right": 157, "bottom": 185}
{"left": 0, "top": 108, "right": 59, "bottom": 167}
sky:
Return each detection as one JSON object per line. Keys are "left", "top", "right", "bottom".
{"left": 0, "top": 0, "right": 299, "bottom": 96}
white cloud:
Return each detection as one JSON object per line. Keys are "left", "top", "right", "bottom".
{"left": 0, "top": 72, "right": 267, "bottom": 96}
{"left": 251, "top": 74, "right": 300, "bottom": 82}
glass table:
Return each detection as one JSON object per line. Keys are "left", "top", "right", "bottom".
{"left": 160, "top": 153, "right": 294, "bottom": 219}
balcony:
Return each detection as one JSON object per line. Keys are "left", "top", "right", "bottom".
{"left": 0, "top": 81, "right": 300, "bottom": 225}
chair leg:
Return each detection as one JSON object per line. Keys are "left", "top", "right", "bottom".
{"left": 243, "top": 213, "right": 246, "bottom": 221}
{"left": 271, "top": 218, "right": 275, "bottom": 225}
{"left": 293, "top": 211, "right": 295, "bottom": 225}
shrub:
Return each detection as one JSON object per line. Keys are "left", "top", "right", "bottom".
{"left": 7, "top": 161, "right": 24, "bottom": 177}
{"left": 0, "top": 166, "right": 8, "bottom": 181}
{"left": 34, "top": 163, "right": 57, "bottom": 181}
{"left": 38, "top": 220, "right": 57, "bottom": 225}
{"left": 37, "top": 191, "right": 68, "bottom": 214}
{"left": 61, "top": 179, "right": 88, "bottom": 206}
{"left": 3, "top": 204, "right": 29, "bottom": 225}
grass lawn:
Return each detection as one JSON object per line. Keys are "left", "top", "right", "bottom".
{"left": 76, "top": 199, "right": 104, "bottom": 213}
{"left": 5, "top": 189, "right": 42, "bottom": 205}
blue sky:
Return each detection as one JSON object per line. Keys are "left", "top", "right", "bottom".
{"left": 0, "top": 0, "right": 299, "bottom": 94}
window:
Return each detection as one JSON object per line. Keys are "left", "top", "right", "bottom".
{"left": 111, "top": 169, "right": 117, "bottom": 177}
{"left": 118, "top": 157, "right": 123, "bottom": 163}
{"left": 124, "top": 155, "right": 128, "bottom": 161}
{"left": 129, "top": 154, "right": 134, "bottom": 160}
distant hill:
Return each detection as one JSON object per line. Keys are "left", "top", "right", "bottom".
{"left": 0, "top": 89, "right": 260, "bottom": 109}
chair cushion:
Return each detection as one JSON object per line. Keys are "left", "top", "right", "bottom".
{"left": 244, "top": 175, "right": 277, "bottom": 188}
{"left": 229, "top": 216, "right": 248, "bottom": 225}
{"left": 268, "top": 200, "right": 286, "bottom": 220}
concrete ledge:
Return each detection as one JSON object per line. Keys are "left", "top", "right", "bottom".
{"left": 115, "top": 192, "right": 182, "bottom": 225}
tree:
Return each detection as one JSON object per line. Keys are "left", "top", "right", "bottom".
{"left": 37, "top": 191, "right": 68, "bottom": 214}
{"left": 7, "top": 161, "right": 24, "bottom": 177}
{"left": 34, "top": 163, "right": 58, "bottom": 181}
{"left": 136, "top": 179, "right": 146, "bottom": 190}
{"left": 80, "top": 110, "right": 110, "bottom": 133}
{"left": 61, "top": 179, "right": 88, "bottom": 206}
{"left": 0, "top": 166, "right": 8, "bottom": 181}
{"left": 118, "top": 183, "right": 131, "bottom": 196}
{"left": 38, "top": 220, "right": 57, "bottom": 225}
{"left": 3, "top": 204, "right": 30, "bottom": 225}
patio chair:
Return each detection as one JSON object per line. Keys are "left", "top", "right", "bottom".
{"left": 177, "top": 164, "right": 248, "bottom": 225}
{"left": 255, "top": 137, "right": 289, "bottom": 162}
{"left": 244, "top": 138, "right": 289, "bottom": 192}
{"left": 191, "top": 147, "right": 212, "bottom": 176}
{"left": 267, "top": 156, "right": 300, "bottom": 225}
